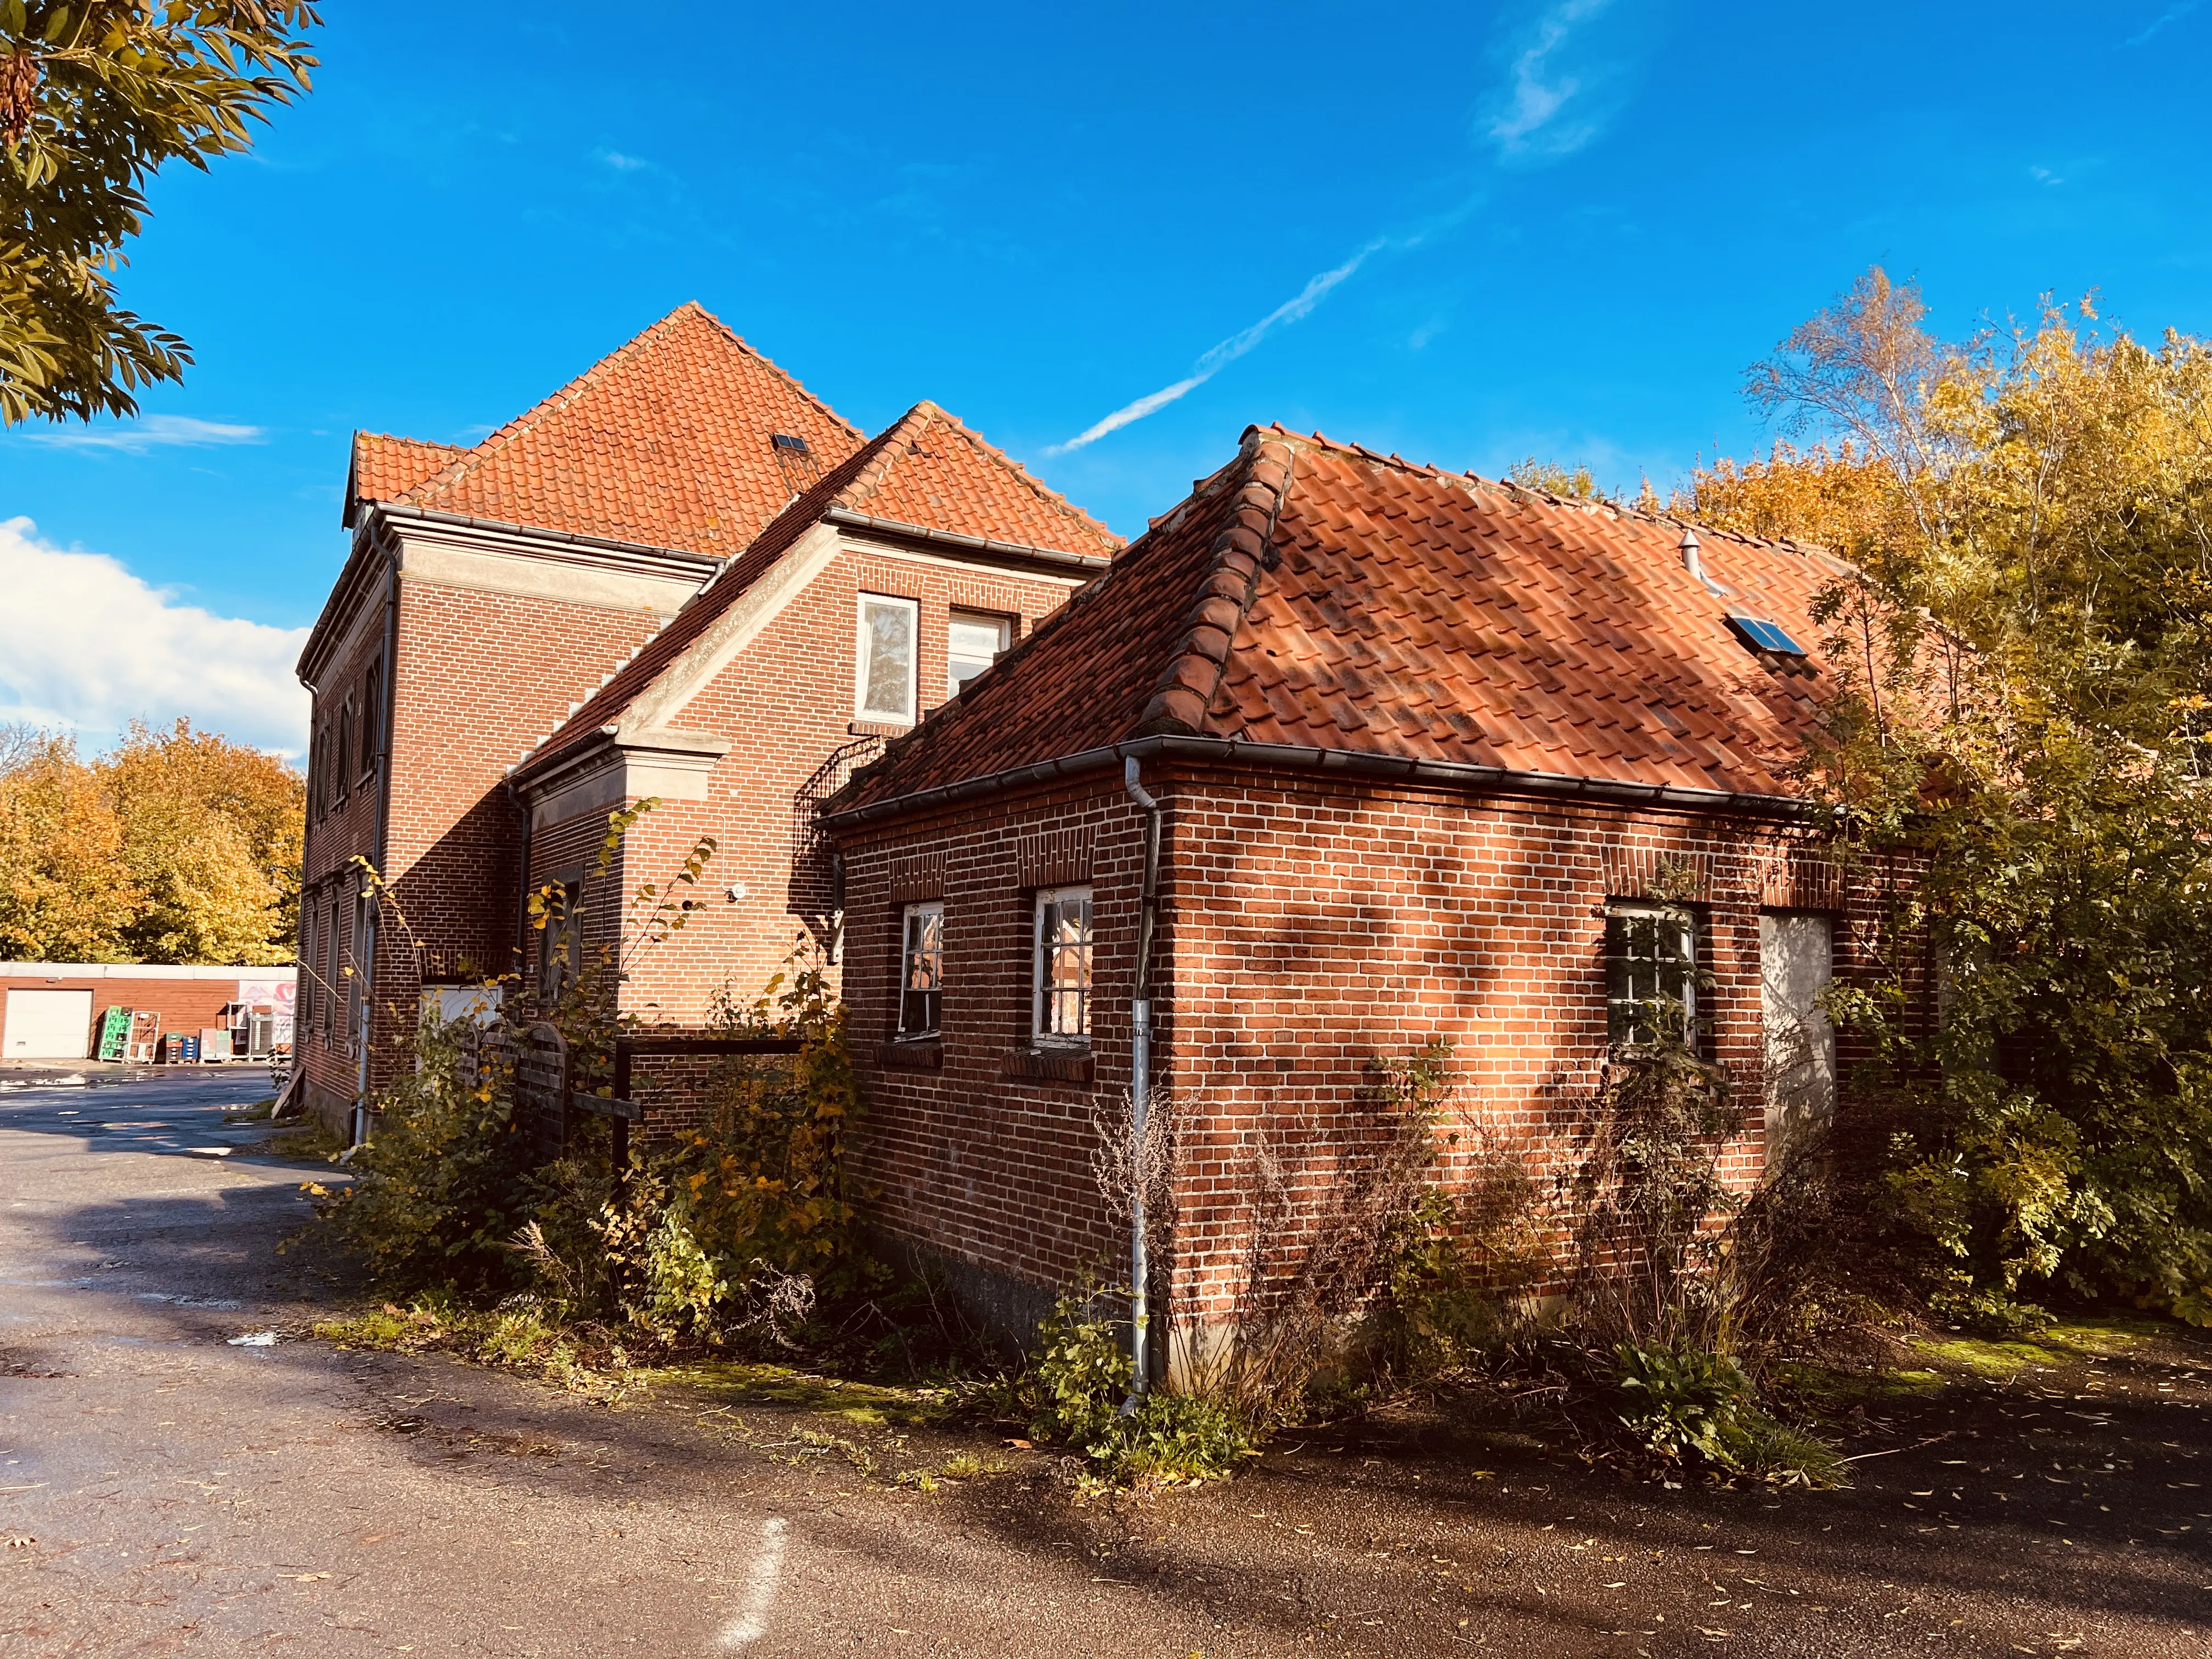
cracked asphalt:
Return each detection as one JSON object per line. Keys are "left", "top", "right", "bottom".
{"left": 4, "top": 1065, "right": 2211, "bottom": 1657}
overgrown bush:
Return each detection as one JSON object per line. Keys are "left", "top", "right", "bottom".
{"left": 505, "top": 951, "right": 879, "bottom": 1350}
{"left": 319, "top": 1008, "right": 528, "bottom": 1293}
{"left": 1537, "top": 1005, "right": 1846, "bottom": 1485}
{"left": 1183, "top": 1041, "right": 1481, "bottom": 1427}
{"left": 1023, "top": 1285, "right": 1257, "bottom": 1488}
{"left": 324, "top": 806, "right": 881, "bottom": 1368}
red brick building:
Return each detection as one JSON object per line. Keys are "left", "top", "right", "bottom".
{"left": 825, "top": 427, "right": 1918, "bottom": 1353}
{"left": 294, "top": 305, "right": 1118, "bottom": 1131}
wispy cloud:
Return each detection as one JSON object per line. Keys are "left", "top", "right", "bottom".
{"left": 2125, "top": 1, "right": 2199, "bottom": 45}
{"left": 0, "top": 516, "right": 308, "bottom": 755}
{"left": 16, "top": 415, "right": 267, "bottom": 455}
{"left": 600, "top": 149, "right": 650, "bottom": 172}
{"left": 1486, "top": 0, "right": 1617, "bottom": 160}
{"left": 1045, "top": 0, "right": 1634, "bottom": 455}
{"left": 1047, "top": 244, "right": 1384, "bottom": 455}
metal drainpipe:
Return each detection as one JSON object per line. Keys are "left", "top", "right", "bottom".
{"left": 354, "top": 541, "right": 401, "bottom": 1144}
{"left": 505, "top": 776, "right": 534, "bottom": 993}
{"left": 1121, "top": 755, "right": 1163, "bottom": 1406}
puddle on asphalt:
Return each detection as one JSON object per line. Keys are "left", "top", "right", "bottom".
{"left": 227, "top": 1331, "right": 283, "bottom": 1347}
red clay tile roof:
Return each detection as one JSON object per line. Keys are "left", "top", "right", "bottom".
{"left": 512, "top": 402, "right": 1121, "bottom": 777}
{"left": 838, "top": 426, "right": 1854, "bottom": 811}
{"left": 354, "top": 302, "right": 867, "bottom": 557}
{"left": 345, "top": 433, "right": 465, "bottom": 526}
{"left": 838, "top": 402, "right": 1122, "bottom": 560}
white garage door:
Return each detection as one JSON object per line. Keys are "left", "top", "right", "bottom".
{"left": 4, "top": 989, "right": 95, "bottom": 1059}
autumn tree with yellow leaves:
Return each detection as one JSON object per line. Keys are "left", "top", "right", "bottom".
{"left": 0, "top": 716, "right": 301, "bottom": 963}
{"left": 1698, "top": 268, "right": 2212, "bottom": 1327}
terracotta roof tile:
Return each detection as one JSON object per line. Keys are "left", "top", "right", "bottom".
{"left": 841, "top": 426, "right": 1852, "bottom": 811}
{"left": 345, "top": 433, "right": 465, "bottom": 526}
{"left": 840, "top": 402, "right": 1122, "bottom": 558}
{"left": 513, "top": 401, "right": 1121, "bottom": 776}
{"left": 379, "top": 303, "right": 867, "bottom": 557}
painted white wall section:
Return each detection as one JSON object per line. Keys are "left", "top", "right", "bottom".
{"left": 1760, "top": 909, "right": 1836, "bottom": 1159}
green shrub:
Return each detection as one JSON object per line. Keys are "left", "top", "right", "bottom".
{"left": 1024, "top": 1285, "right": 1257, "bottom": 1487}
{"left": 323, "top": 1007, "right": 527, "bottom": 1294}
{"left": 1615, "top": 1341, "right": 1754, "bottom": 1468}
{"left": 1114, "top": 1392, "right": 1257, "bottom": 1484}
{"left": 1027, "top": 1286, "right": 1133, "bottom": 1448}
{"left": 1613, "top": 1341, "right": 1842, "bottom": 1486}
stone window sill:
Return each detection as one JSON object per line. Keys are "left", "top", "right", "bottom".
{"left": 1000, "top": 1047, "right": 1093, "bottom": 1085}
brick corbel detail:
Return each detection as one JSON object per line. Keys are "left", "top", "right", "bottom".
{"left": 1756, "top": 851, "right": 1845, "bottom": 911}
{"left": 1016, "top": 825, "right": 1094, "bottom": 889}
{"left": 1599, "top": 844, "right": 1718, "bottom": 903}
{"left": 887, "top": 849, "right": 946, "bottom": 902}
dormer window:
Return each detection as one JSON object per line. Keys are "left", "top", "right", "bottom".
{"left": 947, "top": 611, "right": 1010, "bottom": 696}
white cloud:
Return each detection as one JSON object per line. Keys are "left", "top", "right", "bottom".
{"left": 600, "top": 150, "right": 650, "bottom": 172}
{"left": 1047, "top": 242, "right": 1385, "bottom": 455}
{"left": 0, "top": 516, "right": 309, "bottom": 757}
{"left": 15, "top": 415, "right": 267, "bottom": 455}
{"left": 1486, "top": 0, "right": 1617, "bottom": 160}
{"left": 2125, "top": 1, "right": 2199, "bottom": 45}
{"left": 1043, "top": 0, "right": 1634, "bottom": 455}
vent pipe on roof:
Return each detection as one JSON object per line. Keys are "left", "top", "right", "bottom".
{"left": 1680, "top": 527, "right": 1704, "bottom": 586}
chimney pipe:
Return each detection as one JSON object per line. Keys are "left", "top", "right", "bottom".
{"left": 1680, "top": 527, "right": 1704, "bottom": 586}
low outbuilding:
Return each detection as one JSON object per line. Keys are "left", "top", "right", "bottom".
{"left": 823, "top": 426, "right": 1925, "bottom": 1356}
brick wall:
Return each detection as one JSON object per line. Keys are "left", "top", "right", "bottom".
{"left": 296, "top": 556, "right": 670, "bottom": 1127}
{"left": 295, "top": 569, "right": 393, "bottom": 1123}
{"left": 524, "top": 538, "right": 1081, "bottom": 1071}
{"left": 832, "top": 761, "right": 1924, "bottom": 1341}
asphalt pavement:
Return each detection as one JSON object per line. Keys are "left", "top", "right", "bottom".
{"left": 4, "top": 1066, "right": 2210, "bottom": 1657}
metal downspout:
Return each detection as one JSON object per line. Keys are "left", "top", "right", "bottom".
{"left": 1122, "top": 756, "right": 1163, "bottom": 1404}
{"left": 506, "top": 777, "right": 533, "bottom": 995}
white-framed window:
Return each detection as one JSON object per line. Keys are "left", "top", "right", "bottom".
{"left": 1604, "top": 901, "right": 1698, "bottom": 1049}
{"left": 855, "top": 594, "right": 919, "bottom": 724}
{"left": 947, "top": 611, "right": 1011, "bottom": 696}
{"left": 898, "top": 901, "right": 944, "bottom": 1037}
{"left": 1032, "top": 885, "right": 1093, "bottom": 1049}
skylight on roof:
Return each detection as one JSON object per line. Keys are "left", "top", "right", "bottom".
{"left": 1725, "top": 613, "right": 1809, "bottom": 657}
{"left": 771, "top": 431, "right": 821, "bottom": 495}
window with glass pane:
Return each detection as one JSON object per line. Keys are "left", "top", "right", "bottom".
{"left": 947, "top": 612, "right": 1010, "bottom": 696}
{"left": 856, "top": 595, "right": 917, "bottom": 722}
{"left": 1032, "top": 886, "right": 1093, "bottom": 1047}
{"left": 1605, "top": 902, "right": 1698, "bottom": 1049}
{"left": 898, "top": 901, "right": 944, "bottom": 1036}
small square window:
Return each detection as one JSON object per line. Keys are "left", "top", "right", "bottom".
{"left": 856, "top": 594, "right": 918, "bottom": 724}
{"left": 1032, "top": 886, "right": 1093, "bottom": 1049}
{"left": 947, "top": 611, "right": 1011, "bottom": 696}
{"left": 898, "top": 901, "right": 944, "bottom": 1037}
{"left": 1605, "top": 901, "right": 1698, "bottom": 1049}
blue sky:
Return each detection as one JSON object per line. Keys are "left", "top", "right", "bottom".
{"left": 3, "top": 0, "right": 2208, "bottom": 754}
